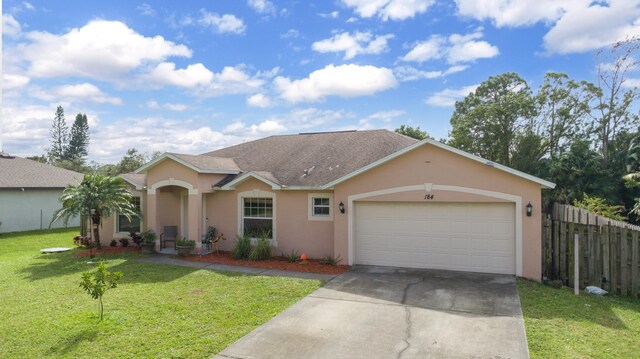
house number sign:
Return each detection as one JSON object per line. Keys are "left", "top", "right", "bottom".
{"left": 424, "top": 194, "right": 435, "bottom": 200}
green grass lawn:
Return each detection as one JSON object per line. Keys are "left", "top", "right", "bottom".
{"left": 518, "top": 279, "right": 640, "bottom": 358}
{"left": 0, "top": 228, "right": 322, "bottom": 358}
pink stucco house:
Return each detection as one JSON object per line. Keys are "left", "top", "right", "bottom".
{"left": 99, "top": 130, "right": 555, "bottom": 280}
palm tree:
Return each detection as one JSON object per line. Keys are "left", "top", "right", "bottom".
{"left": 51, "top": 173, "right": 139, "bottom": 249}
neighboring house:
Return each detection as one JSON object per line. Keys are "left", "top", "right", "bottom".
{"left": 0, "top": 152, "right": 84, "bottom": 233}
{"left": 99, "top": 130, "right": 555, "bottom": 280}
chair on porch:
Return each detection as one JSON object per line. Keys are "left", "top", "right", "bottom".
{"left": 160, "top": 225, "right": 178, "bottom": 250}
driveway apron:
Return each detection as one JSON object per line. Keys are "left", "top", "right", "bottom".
{"left": 215, "top": 266, "right": 530, "bottom": 359}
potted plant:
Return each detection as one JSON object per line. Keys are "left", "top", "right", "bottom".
{"left": 176, "top": 238, "right": 196, "bottom": 257}
{"left": 140, "top": 229, "right": 157, "bottom": 254}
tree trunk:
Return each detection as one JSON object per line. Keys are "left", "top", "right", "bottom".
{"left": 93, "top": 225, "right": 101, "bottom": 249}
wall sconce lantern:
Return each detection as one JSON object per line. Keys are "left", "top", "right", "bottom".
{"left": 526, "top": 202, "right": 533, "bottom": 217}
{"left": 338, "top": 201, "right": 345, "bottom": 214}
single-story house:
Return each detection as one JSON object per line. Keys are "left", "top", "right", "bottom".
{"left": 99, "top": 130, "right": 555, "bottom": 280}
{"left": 0, "top": 152, "right": 84, "bottom": 233}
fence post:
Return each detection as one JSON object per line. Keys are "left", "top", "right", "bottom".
{"left": 575, "top": 233, "right": 579, "bottom": 295}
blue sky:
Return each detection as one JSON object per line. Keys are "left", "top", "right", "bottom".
{"left": 3, "top": 0, "right": 639, "bottom": 163}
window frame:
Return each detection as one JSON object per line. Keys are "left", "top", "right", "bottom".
{"left": 114, "top": 193, "right": 143, "bottom": 236}
{"left": 307, "top": 193, "right": 333, "bottom": 221}
{"left": 237, "top": 190, "right": 277, "bottom": 246}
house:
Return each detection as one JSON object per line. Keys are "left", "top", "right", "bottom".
{"left": 99, "top": 130, "right": 555, "bottom": 280}
{"left": 0, "top": 152, "right": 84, "bottom": 233}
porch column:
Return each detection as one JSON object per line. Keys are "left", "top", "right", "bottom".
{"left": 147, "top": 189, "right": 159, "bottom": 250}
{"left": 188, "top": 190, "right": 202, "bottom": 247}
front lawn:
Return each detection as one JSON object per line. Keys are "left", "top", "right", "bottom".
{"left": 518, "top": 279, "right": 640, "bottom": 358}
{"left": 0, "top": 228, "right": 322, "bottom": 358}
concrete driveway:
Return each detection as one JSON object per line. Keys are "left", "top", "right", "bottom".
{"left": 215, "top": 266, "right": 529, "bottom": 359}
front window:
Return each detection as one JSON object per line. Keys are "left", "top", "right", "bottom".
{"left": 243, "top": 197, "right": 273, "bottom": 238}
{"left": 312, "top": 197, "right": 331, "bottom": 216}
{"left": 118, "top": 197, "right": 141, "bottom": 233}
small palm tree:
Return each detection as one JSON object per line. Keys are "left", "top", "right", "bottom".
{"left": 51, "top": 173, "right": 139, "bottom": 249}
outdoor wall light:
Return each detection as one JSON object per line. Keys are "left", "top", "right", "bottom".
{"left": 526, "top": 202, "right": 533, "bottom": 217}
{"left": 339, "top": 201, "right": 345, "bottom": 214}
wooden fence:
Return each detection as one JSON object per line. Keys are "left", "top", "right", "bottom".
{"left": 542, "top": 204, "right": 640, "bottom": 298}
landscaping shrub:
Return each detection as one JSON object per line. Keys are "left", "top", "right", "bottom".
{"left": 249, "top": 237, "right": 272, "bottom": 261}
{"left": 118, "top": 238, "right": 129, "bottom": 247}
{"left": 73, "top": 235, "right": 91, "bottom": 247}
{"left": 232, "top": 234, "right": 251, "bottom": 260}
{"left": 128, "top": 231, "right": 143, "bottom": 247}
{"left": 320, "top": 254, "right": 342, "bottom": 266}
{"left": 110, "top": 239, "right": 117, "bottom": 247}
{"left": 283, "top": 249, "right": 301, "bottom": 263}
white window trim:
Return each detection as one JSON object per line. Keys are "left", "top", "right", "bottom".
{"left": 113, "top": 191, "right": 143, "bottom": 237}
{"left": 307, "top": 193, "right": 334, "bottom": 221}
{"left": 237, "top": 190, "right": 277, "bottom": 246}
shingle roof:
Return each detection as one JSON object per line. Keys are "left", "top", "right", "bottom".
{"left": 0, "top": 155, "right": 84, "bottom": 189}
{"left": 169, "top": 153, "right": 240, "bottom": 172}
{"left": 120, "top": 173, "right": 147, "bottom": 188}
{"left": 203, "top": 130, "right": 417, "bottom": 187}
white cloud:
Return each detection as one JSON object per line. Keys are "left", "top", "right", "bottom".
{"left": 248, "top": 0, "right": 276, "bottom": 15}
{"left": 137, "top": 3, "right": 156, "bottom": 16}
{"left": 146, "top": 100, "right": 160, "bottom": 109}
{"left": 3, "top": 14, "right": 21, "bottom": 37}
{"left": 543, "top": 1, "right": 640, "bottom": 54}
{"left": 54, "top": 83, "right": 123, "bottom": 105}
{"left": 456, "top": 0, "right": 640, "bottom": 54}
{"left": 366, "top": 110, "right": 405, "bottom": 122}
{"left": 403, "top": 30, "right": 498, "bottom": 64}
{"left": 319, "top": 11, "right": 340, "bottom": 18}
{"left": 222, "top": 120, "right": 286, "bottom": 135}
{"left": 342, "top": 0, "right": 435, "bottom": 21}
{"left": 312, "top": 31, "right": 394, "bottom": 59}
{"left": 275, "top": 64, "right": 397, "bottom": 103}
{"left": 425, "top": 84, "right": 479, "bottom": 107}
{"left": 148, "top": 62, "right": 214, "bottom": 88}
{"left": 281, "top": 29, "right": 300, "bottom": 39}
{"left": 394, "top": 65, "right": 468, "bottom": 81}
{"left": 200, "top": 65, "right": 274, "bottom": 97}
{"left": 198, "top": 10, "right": 246, "bottom": 34}
{"left": 247, "top": 93, "right": 273, "bottom": 108}
{"left": 164, "top": 103, "right": 187, "bottom": 111}
{"left": 19, "top": 20, "right": 191, "bottom": 79}
{"left": 623, "top": 78, "right": 640, "bottom": 88}
{"left": 22, "top": 1, "right": 35, "bottom": 10}
{"left": 3, "top": 74, "right": 30, "bottom": 90}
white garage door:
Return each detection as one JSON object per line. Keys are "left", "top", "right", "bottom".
{"left": 354, "top": 202, "right": 515, "bottom": 274}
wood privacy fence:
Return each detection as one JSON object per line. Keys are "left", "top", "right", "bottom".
{"left": 542, "top": 204, "right": 640, "bottom": 298}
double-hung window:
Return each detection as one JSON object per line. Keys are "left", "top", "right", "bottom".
{"left": 243, "top": 197, "right": 273, "bottom": 238}
{"left": 117, "top": 197, "right": 141, "bottom": 233}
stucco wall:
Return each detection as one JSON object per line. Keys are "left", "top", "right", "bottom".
{"left": 333, "top": 143, "right": 543, "bottom": 280}
{"left": 0, "top": 189, "right": 79, "bottom": 233}
{"left": 205, "top": 178, "right": 335, "bottom": 258}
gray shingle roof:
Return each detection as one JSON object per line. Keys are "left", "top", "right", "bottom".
{"left": 167, "top": 153, "right": 241, "bottom": 172}
{"left": 203, "top": 130, "right": 417, "bottom": 187}
{"left": 0, "top": 156, "right": 84, "bottom": 189}
{"left": 120, "top": 173, "right": 147, "bottom": 188}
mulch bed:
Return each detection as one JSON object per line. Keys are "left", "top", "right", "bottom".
{"left": 75, "top": 246, "right": 141, "bottom": 257}
{"left": 184, "top": 251, "right": 351, "bottom": 275}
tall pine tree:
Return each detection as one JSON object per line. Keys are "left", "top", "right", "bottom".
{"left": 47, "top": 106, "right": 68, "bottom": 163}
{"left": 67, "top": 113, "right": 90, "bottom": 161}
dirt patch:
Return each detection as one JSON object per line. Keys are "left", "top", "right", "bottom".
{"left": 185, "top": 251, "right": 350, "bottom": 275}
{"left": 75, "top": 246, "right": 141, "bottom": 257}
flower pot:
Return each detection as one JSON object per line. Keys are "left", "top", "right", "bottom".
{"left": 141, "top": 242, "right": 155, "bottom": 254}
{"left": 176, "top": 246, "right": 193, "bottom": 257}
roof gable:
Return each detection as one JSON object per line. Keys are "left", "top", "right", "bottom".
{"left": 135, "top": 153, "right": 241, "bottom": 174}
{"left": 0, "top": 156, "right": 83, "bottom": 189}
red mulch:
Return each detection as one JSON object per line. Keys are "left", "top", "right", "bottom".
{"left": 184, "top": 251, "right": 351, "bottom": 275}
{"left": 75, "top": 246, "right": 141, "bottom": 257}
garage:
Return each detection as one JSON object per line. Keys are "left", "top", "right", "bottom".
{"left": 354, "top": 202, "right": 516, "bottom": 274}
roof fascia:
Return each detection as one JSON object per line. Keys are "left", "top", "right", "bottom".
{"left": 117, "top": 175, "right": 145, "bottom": 190}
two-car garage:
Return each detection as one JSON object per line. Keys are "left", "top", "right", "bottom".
{"left": 354, "top": 202, "right": 516, "bottom": 275}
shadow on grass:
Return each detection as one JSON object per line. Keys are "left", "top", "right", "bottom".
{"left": 47, "top": 328, "right": 98, "bottom": 356}
{"left": 517, "top": 279, "right": 632, "bottom": 330}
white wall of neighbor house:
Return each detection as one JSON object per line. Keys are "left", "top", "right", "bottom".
{"left": 0, "top": 190, "right": 79, "bottom": 233}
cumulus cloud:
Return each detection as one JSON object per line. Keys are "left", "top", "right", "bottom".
{"left": 18, "top": 20, "right": 191, "bottom": 79}
{"left": 275, "top": 64, "right": 398, "bottom": 103}
{"left": 148, "top": 62, "right": 214, "bottom": 88}
{"left": 425, "top": 84, "right": 479, "bottom": 107}
{"left": 3, "top": 14, "right": 21, "bottom": 37}
{"left": 198, "top": 10, "right": 246, "bottom": 34}
{"left": 312, "top": 31, "right": 394, "bottom": 59}
{"left": 3, "top": 74, "right": 30, "bottom": 90}
{"left": 402, "top": 30, "right": 498, "bottom": 64}
{"left": 247, "top": 93, "right": 273, "bottom": 108}
{"left": 455, "top": 0, "right": 640, "bottom": 54}
{"left": 394, "top": 65, "right": 468, "bottom": 81}
{"left": 342, "top": 0, "right": 435, "bottom": 21}
{"left": 248, "top": 0, "right": 276, "bottom": 15}
{"left": 54, "top": 83, "right": 123, "bottom": 105}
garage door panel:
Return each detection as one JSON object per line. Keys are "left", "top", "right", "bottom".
{"left": 355, "top": 202, "right": 515, "bottom": 275}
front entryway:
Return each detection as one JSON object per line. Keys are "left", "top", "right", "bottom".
{"left": 354, "top": 202, "right": 516, "bottom": 274}
{"left": 215, "top": 266, "right": 529, "bottom": 359}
